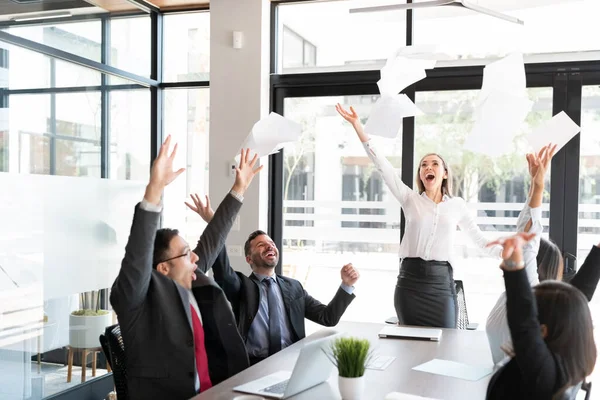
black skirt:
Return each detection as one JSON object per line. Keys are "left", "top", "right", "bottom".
{"left": 394, "top": 257, "right": 457, "bottom": 328}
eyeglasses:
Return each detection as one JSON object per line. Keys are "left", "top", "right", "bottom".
{"left": 157, "top": 249, "right": 191, "bottom": 264}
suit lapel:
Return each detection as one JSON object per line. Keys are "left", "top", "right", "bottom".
{"left": 274, "top": 276, "right": 301, "bottom": 341}
{"left": 174, "top": 281, "right": 193, "bottom": 330}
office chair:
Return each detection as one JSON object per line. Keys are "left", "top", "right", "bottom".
{"left": 582, "top": 381, "right": 592, "bottom": 400}
{"left": 386, "top": 280, "right": 477, "bottom": 329}
{"left": 99, "top": 324, "right": 128, "bottom": 400}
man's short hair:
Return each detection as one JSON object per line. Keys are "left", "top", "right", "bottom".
{"left": 244, "top": 230, "right": 267, "bottom": 257}
{"left": 153, "top": 228, "right": 179, "bottom": 268}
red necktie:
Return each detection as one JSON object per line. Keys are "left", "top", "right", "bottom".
{"left": 190, "top": 304, "right": 212, "bottom": 392}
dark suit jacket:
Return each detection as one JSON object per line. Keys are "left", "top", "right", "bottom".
{"left": 200, "top": 248, "right": 355, "bottom": 345}
{"left": 110, "top": 194, "right": 249, "bottom": 400}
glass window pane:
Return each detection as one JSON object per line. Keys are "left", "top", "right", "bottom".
{"left": 162, "top": 88, "right": 210, "bottom": 246}
{"left": 110, "top": 90, "right": 151, "bottom": 181}
{"left": 414, "top": 0, "right": 600, "bottom": 64}
{"left": 2, "top": 44, "right": 101, "bottom": 90}
{"left": 282, "top": 95, "right": 402, "bottom": 325}
{"left": 7, "top": 92, "right": 101, "bottom": 177}
{"left": 5, "top": 20, "right": 102, "bottom": 62}
{"left": 415, "top": 87, "right": 553, "bottom": 324}
{"left": 164, "top": 12, "right": 210, "bottom": 82}
{"left": 110, "top": 16, "right": 151, "bottom": 79}
{"left": 278, "top": 1, "right": 406, "bottom": 73}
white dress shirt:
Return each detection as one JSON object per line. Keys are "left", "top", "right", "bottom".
{"left": 485, "top": 201, "right": 543, "bottom": 365}
{"left": 363, "top": 140, "right": 502, "bottom": 266}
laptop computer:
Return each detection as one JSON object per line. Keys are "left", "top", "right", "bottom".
{"left": 233, "top": 331, "right": 339, "bottom": 399}
{"left": 378, "top": 326, "right": 442, "bottom": 341}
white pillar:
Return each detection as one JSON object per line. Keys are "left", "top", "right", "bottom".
{"left": 210, "top": 0, "right": 271, "bottom": 274}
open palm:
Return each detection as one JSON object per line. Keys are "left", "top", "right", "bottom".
{"left": 150, "top": 135, "right": 185, "bottom": 189}
{"left": 335, "top": 103, "right": 361, "bottom": 129}
{"left": 232, "top": 148, "right": 263, "bottom": 195}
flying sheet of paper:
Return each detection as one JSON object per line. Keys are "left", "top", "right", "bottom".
{"left": 367, "top": 354, "right": 396, "bottom": 371}
{"left": 526, "top": 111, "right": 580, "bottom": 153}
{"left": 384, "top": 393, "right": 441, "bottom": 400}
{"left": 464, "top": 91, "right": 533, "bottom": 157}
{"left": 477, "top": 52, "right": 526, "bottom": 106}
{"left": 413, "top": 359, "right": 493, "bottom": 381}
{"left": 364, "top": 94, "right": 423, "bottom": 139}
{"left": 235, "top": 112, "right": 302, "bottom": 160}
{"left": 378, "top": 55, "right": 437, "bottom": 96}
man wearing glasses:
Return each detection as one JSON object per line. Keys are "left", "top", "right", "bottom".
{"left": 110, "top": 137, "right": 262, "bottom": 400}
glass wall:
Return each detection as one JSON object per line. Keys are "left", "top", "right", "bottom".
{"left": 0, "top": 10, "right": 211, "bottom": 399}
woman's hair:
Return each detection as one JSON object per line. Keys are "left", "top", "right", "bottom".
{"left": 537, "top": 237, "right": 564, "bottom": 281}
{"left": 415, "top": 153, "right": 453, "bottom": 197}
{"left": 534, "top": 281, "right": 596, "bottom": 399}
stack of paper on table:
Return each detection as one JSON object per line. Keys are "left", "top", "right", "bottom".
{"left": 384, "top": 393, "right": 441, "bottom": 400}
{"left": 412, "top": 359, "right": 493, "bottom": 381}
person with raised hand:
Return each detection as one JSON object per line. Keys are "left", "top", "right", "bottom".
{"left": 336, "top": 103, "right": 501, "bottom": 328}
{"left": 185, "top": 194, "right": 358, "bottom": 365}
{"left": 486, "top": 143, "right": 557, "bottom": 365}
{"left": 110, "top": 139, "right": 262, "bottom": 400}
{"left": 485, "top": 232, "right": 596, "bottom": 400}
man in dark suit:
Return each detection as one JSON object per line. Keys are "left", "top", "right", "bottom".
{"left": 110, "top": 138, "right": 262, "bottom": 400}
{"left": 185, "top": 195, "right": 360, "bottom": 365}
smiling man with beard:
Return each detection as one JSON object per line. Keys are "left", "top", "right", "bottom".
{"left": 185, "top": 195, "right": 359, "bottom": 365}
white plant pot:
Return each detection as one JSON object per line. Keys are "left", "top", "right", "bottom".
{"left": 69, "top": 311, "right": 112, "bottom": 349}
{"left": 338, "top": 375, "right": 365, "bottom": 400}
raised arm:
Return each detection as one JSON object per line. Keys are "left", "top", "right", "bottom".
{"left": 188, "top": 149, "right": 262, "bottom": 274}
{"left": 304, "top": 263, "right": 358, "bottom": 326}
{"left": 488, "top": 233, "right": 558, "bottom": 398}
{"left": 336, "top": 103, "right": 412, "bottom": 205}
{"left": 569, "top": 243, "right": 600, "bottom": 301}
{"left": 457, "top": 199, "right": 502, "bottom": 259}
{"left": 111, "top": 136, "right": 184, "bottom": 312}
{"left": 517, "top": 144, "right": 556, "bottom": 285}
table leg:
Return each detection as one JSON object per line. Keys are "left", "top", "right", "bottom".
{"left": 81, "top": 350, "right": 87, "bottom": 383}
{"left": 67, "top": 348, "right": 73, "bottom": 383}
{"left": 92, "top": 351, "right": 97, "bottom": 377}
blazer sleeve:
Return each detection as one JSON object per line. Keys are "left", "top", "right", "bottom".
{"left": 504, "top": 268, "right": 557, "bottom": 398}
{"left": 304, "top": 286, "right": 355, "bottom": 326}
{"left": 192, "top": 192, "right": 242, "bottom": 274}
{"left": 210, "top": 246, "right": 242, "bottom": 304}
{"left": 569, "top": 245, "right": 600, "bottom": 302}
{"left": 110, "top": 204, "right": 160, "bottom": 312}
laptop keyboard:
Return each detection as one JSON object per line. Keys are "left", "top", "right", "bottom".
{"left": 262, "top": 379, "right": 290, "bottom": 395}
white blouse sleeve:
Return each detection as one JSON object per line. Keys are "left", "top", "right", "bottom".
{"left": 516, "top": 201, "right": 542, "bottom": 286}
{"left": 362, "top": 140, "right": 412, "bottom": 206}
{"left": 457, "top": 199, "right": 502, "bottom": 259}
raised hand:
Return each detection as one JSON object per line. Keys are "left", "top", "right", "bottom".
{"left": 335, "top": 103, "right": 369, "bottom": 143}
{"left": 232, "top": 148, "right": 263, "bottom": 196}
{"left": 487, "top": 232, "right": 536, "bottom": 270}
{"left": 185, "top": 194, "right": 214, "bottom": 223}
{"left": 145, "top": 135, "right": 185, "bottom": 205}
{"left": 341, "top": 263, "right": 360, "bottom": 287}
{"left": 526, "top": 143, "right": 557, "bottom": 187}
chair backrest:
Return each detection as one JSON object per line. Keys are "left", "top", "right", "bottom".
{"left": 102, "top": 324, "right": 128, "bottom": 400}
{"left": 99, "top": 333, "right": 112, "bottom": 369}
{"left": 455, "top": 280, "right": 469, "bottom": 330}
{"left": 582, "top": 381, "right": 592, "bottom": 400}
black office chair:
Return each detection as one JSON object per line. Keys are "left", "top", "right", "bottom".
{"left": 99, "top": 324, "right": 127, "bottom": 400}
{"left": 385, "top": 280, "right": 477, "bottom": 330}
{"left": 582, "top": 380, "right": 592, "bottom": 400}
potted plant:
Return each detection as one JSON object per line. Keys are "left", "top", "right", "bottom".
{"left": 69, "top": 290, "right": 112, "bottom": 349}
{"left": 328, "top": 337, "right": 371, "bottom": 400}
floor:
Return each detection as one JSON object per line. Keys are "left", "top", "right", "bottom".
{"left": 37, "top": 361, "right": 110, "bottom": 398}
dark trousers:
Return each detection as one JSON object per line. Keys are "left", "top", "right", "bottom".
{"left": 394, "top": 257, "right": 458, "bottom": 328}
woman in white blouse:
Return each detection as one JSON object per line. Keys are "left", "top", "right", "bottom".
{"left": 336, "top": 103, "right": 502, "bottom": 328}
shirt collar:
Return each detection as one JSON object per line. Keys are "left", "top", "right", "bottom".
{"left": 420, "top": 192, "right": 449, "bottom": 202}
{"left": 252, "top": 272, "right": 277, "bottom": 282}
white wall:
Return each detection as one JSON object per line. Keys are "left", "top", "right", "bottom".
{"left": 210, "top": 0, "right": 271, "bottom": 275}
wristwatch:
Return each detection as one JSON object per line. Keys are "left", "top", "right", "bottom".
{"left": 501, "top": 260, "right": 524, "bottom": 269}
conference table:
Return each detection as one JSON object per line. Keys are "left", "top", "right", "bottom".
{"left": 191, "top": 321, "right": 494, "bottom": 400}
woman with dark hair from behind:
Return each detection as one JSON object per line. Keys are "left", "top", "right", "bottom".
{"left": 486, "top": 232, "right": 597, "bottom": 400}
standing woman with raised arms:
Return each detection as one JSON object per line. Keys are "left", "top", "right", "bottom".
{"left": 336, "top": 103, "right": 501, "bottom": 328}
